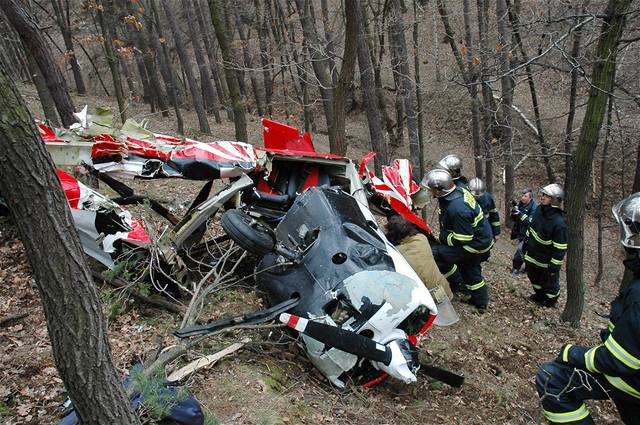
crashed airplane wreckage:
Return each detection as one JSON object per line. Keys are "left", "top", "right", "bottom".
{"left": 30, "top": 109, "right": 462, "bottom": 388}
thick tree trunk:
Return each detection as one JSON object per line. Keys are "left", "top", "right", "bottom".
{"left": 25, "top": 47, "right": 59, "bottom": 126}
{"left": 294, "top": 0, "right": 335, "bottom": 144}
{"left": 356, "top": 0, "right": 387, "bottom": 174}
{"left": 329, "top": 0, "right": 356, "bottom": 156}
{"left": 319, "top": 0, "right": 338, "bottom": 86}
{"left": 254, "top": 0, "right": 273, "bottom": 115}
{"left": 0, "top": 62, "right": 140, "bottom": 425}
{"left": 463, "top": 0, "right": 483, "bottom": 180}
{"left": 496, "top": 0, "right": 515, "bottom": 224}
{"left": 209, "top": 0, "right": 247, "bottom": 141}
{"left": 413, "top": 0, "right": 425, "bottom": 177}
{"left": 186, "top": 0, "right": 222, "bottom": 123}
{"left": 96, "top": 0, "right": 127, "bottom": 124}
{"left": 508, "top": 0, "right": 554, "bottom": 183}
{"left": 120, "top": 56, "right": 137, "bottom": 98}
{"left": 163, "top": 1, "right": 211, "bottom": 133}
{"left": 233, "top": 6, "right": 266, "bottom": 117}
{"left": 1, "top": 0, "right": 75, "bottom": 127}
{"left": 563, "top": 13, "right": 584, "bottom": 188}
{"left": 50, "top": 0, "right": 86, "bottom": 95}
{"left": 387, "top": 0, "right": 419, "bottom": 171}
{"left": 562, "top": 0, "right": 632, "bottom": 326}
{"left": 477, "top": 0, "right": 494, "bottom": 192}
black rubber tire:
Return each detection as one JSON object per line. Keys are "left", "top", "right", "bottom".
{"left": 221, "top": 209, "right": 275, "bottom": 255}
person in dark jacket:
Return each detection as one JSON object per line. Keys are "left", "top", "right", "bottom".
{"left": 523, "top": 184, "right": 567, "bottom": 307}
{"left": 438, "top": 154, "right": 469, "bottom": 188}
{"left": 469, "top": 178, "right": 500, "bottom": 238}
{"left": 534, "top": 192, "right": 640, "bottom": 424}
{"left": 422, "top": 169, "right": 494, "bottom": 312}
{"left": 510, "top": 188, "right": 537, "bottom": 274}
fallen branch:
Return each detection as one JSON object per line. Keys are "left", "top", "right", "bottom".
{"left": 167, "top": 338, "right": 250, "bottom": 382}
{"left": 0, "top": 312, "right": 28, "bottom": 327}
{"left": 91, "top": 271, "right": 186, "bottom": 315}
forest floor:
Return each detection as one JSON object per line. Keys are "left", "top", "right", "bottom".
{"left": 0, "top": 84, "right": 629, "bottom": 424}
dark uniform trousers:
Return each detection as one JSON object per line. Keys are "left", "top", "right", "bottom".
{"left": 432, "top": 244, "right": 488, "bottom": 306}
{"left": 526, "top": 264, "right": 560, "bottom": 302}
{"left": 536, "top": 361, "right": 640, "bottom": 424}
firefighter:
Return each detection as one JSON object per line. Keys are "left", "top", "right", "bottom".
{"left": 422, "top": 169, "right": 494, "bottom": 312}
{"left": 523, "top": 184, "right": 566, "bottom": 307}
{"left": 510, "top": 188, "right": 537, "bottom": 274}
{"left": 468, "top": 178, "right": 501, "bottom": 238}
{"left": 438, "top": 154, "right": 468, "bottom": 188}
{"left": 535, "top": 192, "right": 640, "bottom": 424}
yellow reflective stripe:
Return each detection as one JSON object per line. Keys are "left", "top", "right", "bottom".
{"left": 562, "top": 344, "right": 573, "bottom": 362}
{"left": 524, "top": 254, "right": 548, "bottom": 268}
{"left": 532, "top": 284, "right": 542, "bottom": 290}
{"left": 463, "top": 239, "right": 494, "bottom": 254}
{"left": 530, "top": 228, "right": 552, "bottom": 245}
{"left": 491, "top": 221, "right": 501, "bottom": 226}
{"left": 609, "top": 321, "right": 615, "bottom": 332}
{"left": 443, "top": 264, "right": 458, "bottom": 279}
{"left": 520, "top": 214, "right": 528, "bottom": 221}
{"left": 604, "top": 336, "right": 640, "bottom": 369}
{"left": 447, "top": 232, "right": 454, "bottom": 246}
{"left": 489, "top": 208, "right": 498, "bottom": 213}
{"left": 543, "top": 404, "right": 590, "bottom": 423}
{"left": 550, "top": 258, "right": 564, "bottom": 266}
{"left": 451, "top": 232, "right": 474, "bottom": 241}
{"left": 584, "top": 347, "right": 601, "bottom": 373}
{"left": 553, "top": 241, "right": 568, "bottom": 250}
{"left": 604, "top": 375, "right": 640, "bottom": 399}
{"left": 466, "top": 280, "right": 485, "bottom": 291}
{"left": 545, "top": 290, "right": 560, "bottom": 298}
{"left": 472, "top": 211, "right": 484, "bottom": 227}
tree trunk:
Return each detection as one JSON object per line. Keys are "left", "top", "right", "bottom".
{"left": 1, "top": 0, "right": 75, "bottom": 127}
{"left": 356, "top": 0, "right": 387, "bottom": 174}
{"left": 463, "top": 0, "right": 483, "bottom": 180}
{"left": 195, "top": 0, "right": 229, "bottom": 115}
{"left": 387, "top": 0, "right": 419, "bottom": 172}
{"left": 96, "top": 0, "right": 127, "bottom": 124}
{"left": 163, "top": 1, "right": 211, "bottom": 133}
{"left": 563, "top": 11, "right": 584, "bottom": 188}
{"left": 209, "top": 0, "right": 247, "bottom": 141}
{"left": 477, "top": 0, "right": 494, "bottom": 192}
{"left": 24, "top": 46, "right": 59, "bottom": 126}
{"left": 186, "top": 0, "right": 222, "bottom": 123}
{"left": 496, "top": 0, "right": 515, "bottom": 224}
{"left": 254, "top": 0, "right": 273, "bottom": 115}
{"left": 329, "top": 0, "right": 356, "bottom": 156}
{"left": 413, "top": 0, "right": 425, "bottom": 177}
{"left": 120, "top": 56, "right": 137, "bottom": 98}
{"left": 319, "top": 0, "right": 338, "bottom": 86}
{"left": 0, "top": 62, "right": 140, "bottom": 425}
{"left": 562, "top": 0, "right": 632, "bottom": 327}
{"left": 294, "top": 0, "right": 335, "bottom": 144}
{"left": 508, "top": 0, "right": 554, "bottom": 183}
{"left": 233, "top": 6, "right": 266, "bottom": 117}
{"left": 50, "top": 0, "right": 86, "bottom": 95}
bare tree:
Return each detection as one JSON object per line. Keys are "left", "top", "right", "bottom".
{"left": 562, "top": 0, "right": 633, "bottom": 326}
{"left": 0, "top": 61, "right": 140, "bottom": 425}
{"left": 50, "top": 0, "right": 86, "bottom": 95}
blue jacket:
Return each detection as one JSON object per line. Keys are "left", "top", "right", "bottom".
{"left": 562, "top": 277, "right": 640, "bottom": 401}
{"left": 437, "top": 187, "right": 494, "bottom": 254}
{"left": 454, "top": 175, "right": 469, "bottom": 189}
{"left": 523, "top": 205, "right": 567, "bottom": 272}
{"left": 511, "top": 200, "right": 537, "bottom": 240}
{"left": 476, "top": 192, "right": 500, "bottom": 237}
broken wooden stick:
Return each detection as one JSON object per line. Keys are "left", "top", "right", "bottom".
{"left": 0, "top": 312, "right": 28, "bottom": 328}
{"left": 167, "top": 338, "right": 251, "bottom": 382}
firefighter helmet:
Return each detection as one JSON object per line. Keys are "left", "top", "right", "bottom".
{"left": 438, "top": 155, "right": 463, "bottom": 180}
{"left": 421, "top": 169, "right": 456, "bottom": 198}
{"left": 541, "top": 183, "right": 564, "bottom": 208}
{"left": 468, "top": 178, "right": 485, "bottom": 198}
{"left": 613, "top": 192, "right": 640, "bottom": 249}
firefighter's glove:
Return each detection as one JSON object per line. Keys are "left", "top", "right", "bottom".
{"left": 556, "top": 343, "right": 573, "bottom": 364}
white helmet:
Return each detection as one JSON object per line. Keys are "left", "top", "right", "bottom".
{"left": 468, "top": 178, "right": 485, "bottom": 198}
{"left": 438, "top": 155, "right": 463, "bottom": 180}
{"left": 421, "top": 169, "right": 456, "bottom": 198}
{"left": 541, "top": 183, "right": 564, "bottom": 208}
{"left": 613, "top": 192, "right": 640, "bottom": 249}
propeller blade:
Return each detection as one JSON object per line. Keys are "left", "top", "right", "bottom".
{"left": 420, "top": 364, "right": 465, "bottom": 387}
{"left": 279, "top": 313, "right": 392, "bottom": 365}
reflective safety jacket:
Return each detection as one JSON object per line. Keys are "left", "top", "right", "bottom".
{"left": 437, "top": 187, "right": 494, "bottom": 254}
{"left": 563, "top": 277, "right": 640, "bottom": 402}
{"left": 476, "top": 192, "right": 501, "bottom": 237}
{"left": 512, "top": 200, "right": 537, "bottom": 240}
{"left": 523, "top": 204, "right": 567, "bottom": 271}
